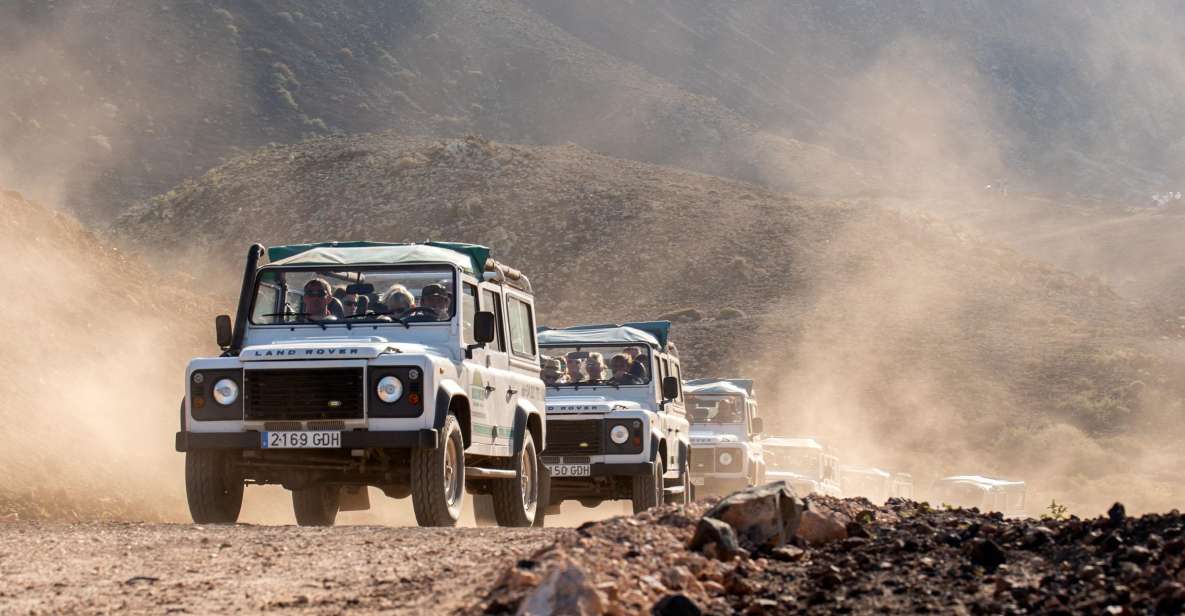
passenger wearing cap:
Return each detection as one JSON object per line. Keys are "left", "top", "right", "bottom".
{"left": 542, "top": 358, "right": 567, "bottom": 385}
{"left": 608, "top": 354, "right": 642, "bottom": 385}
{"left": 564, "top": 353, "right": 586, "bottom": 383}
{"left": 420, "top": 283, "right": 452, "bottom": 321}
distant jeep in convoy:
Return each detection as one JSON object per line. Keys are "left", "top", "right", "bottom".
{"left": 534, "top": 322, "right": 691, "bottom": 519}
{"left": 685, "top": 378, "right": 766, "bottom": 497}
{"left": 761, "top": 436, "right": 843, "bottom": 498}
{"left": 176, "top": 242, "right": 547, "bottom": 527}
{"left": 931, "top": 475, "right": 1026, "bottom": 517}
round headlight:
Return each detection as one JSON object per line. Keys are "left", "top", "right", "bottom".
{"left": 377, "top": 376, "right": 403, "bottom": 403}
{"left": 609, "top": 425, "right": 630, "bottom": 444}
{"left": 212, "top": 378, "right": 238, "bottom": 406}
{"left": 718, "top": 451, "right": 734, "bottom": 466}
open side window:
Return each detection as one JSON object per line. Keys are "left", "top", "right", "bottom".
{"left": 480, "top": 288, "right": 506, "bottom": 353}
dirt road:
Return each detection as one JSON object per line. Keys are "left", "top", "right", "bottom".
{"left": 0, "top": 522, "right": 564, "bottom": 614}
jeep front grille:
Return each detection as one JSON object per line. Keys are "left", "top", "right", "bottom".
{"left": 690, "top": 448, "right": 716, "bottom": 473}
{"left": 543, "top": 419, "right": 602, "bottom": 456}
{"left": 245, "top": 368, "right": 364, "bottom": 421}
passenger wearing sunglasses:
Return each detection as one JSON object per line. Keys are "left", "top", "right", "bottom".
{"left": 341, "top": 293, "right": 359, "bottom": 317}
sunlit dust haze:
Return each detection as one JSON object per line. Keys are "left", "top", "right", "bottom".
{"left": 3, "top": 0, "right": 1185, "bottom": 523}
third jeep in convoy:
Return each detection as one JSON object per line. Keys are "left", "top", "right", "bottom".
{"left": 535, "top": 322, "right": 691, "bottom": 519}
{"left": 686, "top": 378, "right": 766, "bottom": 498}
{"left": 761, "top": 436, "right": 843, "bottom": 498}
{"left": 176, "top": 241, "right": 546, "bottom": 528}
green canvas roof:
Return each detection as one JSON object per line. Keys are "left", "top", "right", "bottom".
{"left": 266, "top": 242, "right": 490, "bottom": 274}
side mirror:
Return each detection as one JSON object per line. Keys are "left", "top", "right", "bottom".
{"left": 215, "top": 314, "right": 233, "bottom": 349}
{"left": 661, "top": 376, "right": 680, "bottom": 401}
{"left": 473, "top": 311, "right": 496, "bottom": 344}
{"left": 751, "top": 417, "right": 764, "bottom": 434}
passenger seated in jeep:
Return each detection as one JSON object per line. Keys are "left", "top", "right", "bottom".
{"left": 383, "top": 284, "right": 415, "bottom": 318}
{"left": 542, "top": 358, "right": 567, "bottom": 385}
{"left": 341, "top": 292, "right": 360, "bottom": 317}
{"left": 585, "top": 352, "right": 607, "bottom": 381}
{"left": 565, "top": 353, "right": 586, "bottom": 383}
{"left": 299, "top": 279, "right": 338, "bottom": 322}
{"left": 420, "top": 283, "right": 452, "bottom": 321}
{"left": 608, "top": 354, "right": 642, "bottom": 385}
{"left": 624, "top": 346, "right": 648, "bottom": 379}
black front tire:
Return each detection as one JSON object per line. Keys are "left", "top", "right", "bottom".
{"left": 292, "top": 485, "right": 341, "bottom": 526}
{"left": 411, "top": 414, "right": 464, "bottom": 526}
{"left": 632, "top": 459, "right": 664, "bottom": 514}
{"left": 185, "top": 450, "right": 244, "bottom": 524}
{"left": 492, "top": 429, "right": 540, "bottom": 527}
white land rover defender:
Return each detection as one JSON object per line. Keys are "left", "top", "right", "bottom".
{"left": 534, "top": 322, "right": 691, "bottom": 518}
{"left": 761, "top": 436, "right": 843, "bottom": 498}
{"left": 176, "top": 242, "right": 547, "bottom": 527}
{"left": 686, "top": 378, "right": 766, "bottom": 497}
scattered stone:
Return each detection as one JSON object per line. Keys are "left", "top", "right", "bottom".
{"left": 796, "top": 508, "right": 848, "bottom": 545}
{"left": 967, "top": 539, "right": 1007, "bottom": 573}
{"left": 688, "top": 517, "right": 742, "bottom": 561}
{"left": 702, "top": 482, "right": 804, "bottom": 553}
{"left": 651, "top": 593, "right": 702, "bottom": 616}
{"left": 1108, "top": 503, "right": 1127, "bottom": 527}
{"left": 517, "top": 559, "right": 604, "bottom": 616}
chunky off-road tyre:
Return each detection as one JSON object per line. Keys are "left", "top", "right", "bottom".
{"left": 292, "top": 485, "right": 341, "bottom": 527}
{"left": 665, "top": 453, "right": 691, "bottom": 505}
{"left": 492, "top": 428, "right": 540, "bottom": 527}
{"left": 411, "top": 414, "right": 464, "bottom": 526}
{"left": 472, "top": 494, "right": 497, "bottom": 527}
{"left": 185, "top": 450, "right": 244, "bottom": 524}
{"left": 632, "top": 458, "right": 664, "bottom": 514}
{"left": 532, "top": 466, "right": 552, "bottom": 528}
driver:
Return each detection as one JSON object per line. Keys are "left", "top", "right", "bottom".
{"left": 608, "top": 354, "right": 642, "bottom": 385}
{"left": 420, "top": 283, "right": 452, "bottom": 320}
{"left": 299, "top": 279, "right": 337, "bottom": 322}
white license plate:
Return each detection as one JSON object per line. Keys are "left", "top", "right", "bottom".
{"left": 691, "top": 476, "right": 706, "bottom": 486}
{"left": 261, "top": 431, "right": 342, "bottom": 449}
{"left": 546, "top": 463, "right": 590, "bottom": 478}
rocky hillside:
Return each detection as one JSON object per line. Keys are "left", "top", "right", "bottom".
{"left": 0, "top": 190, "right": 216, "bottom": 520}
{"left": 6, "top": 1, "right": 1185, "bottom": 220}
{"left": 113, "top": 134, "right": 1185, "bottom": 514}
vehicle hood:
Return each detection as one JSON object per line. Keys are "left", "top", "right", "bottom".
{"left": 690, "top": 432, "right": 741, "bottom": 445}
{"left": 240, "top": 339, "right": 440, "bottom": 361}
{"left": 545, "top": 395, "right": 644, "bottom": 414}
{"left": 767, "top": 470, "right": 817, "bottom": 485}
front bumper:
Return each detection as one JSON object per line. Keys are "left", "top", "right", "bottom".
{"left": 176, "top": 429, "right": 438, "bottom": 452}
{"left": 588, "top": 462, "right": 654, "bottom": 477}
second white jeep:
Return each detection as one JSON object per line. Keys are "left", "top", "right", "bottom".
{"left": 534, "top": 322, "right": 691, "bottom": 519}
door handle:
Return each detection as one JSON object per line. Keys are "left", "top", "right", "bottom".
{"left": 506, "top": 388, "right": 519, "bottom": 396}
{"left": 484, "top": 385, "right": 496, "bottom": 393}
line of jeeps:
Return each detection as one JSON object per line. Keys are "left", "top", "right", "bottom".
{"left": 176, "top": 241, "right": 1017, "bottom": 527}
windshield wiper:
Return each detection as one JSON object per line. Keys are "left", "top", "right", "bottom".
{"left": 344, "top": 311, "right": 415, "bottom": 329}
{"left": 260, "top": 312, "right": 329, "bottom": 330}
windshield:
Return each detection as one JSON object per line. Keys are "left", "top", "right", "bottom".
{"left": 765, "top": 446, "right": 821, "bottom": 477}
{"left": 539, "top": 344, "right": 652, "bottom": 386}
{"left": 688, "top": 395, "right": 745, "bottom": 424}
{"left": 249, "top": 266, "right": 456, "bottom": 325}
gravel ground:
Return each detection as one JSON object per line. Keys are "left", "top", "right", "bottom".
{"left": 0, "top": 523, "right": 564, "bottom": 615}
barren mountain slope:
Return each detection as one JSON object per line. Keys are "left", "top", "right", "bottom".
{"left": 0, "top": 190, "right": 216, "bottom": 520}
{"left": 0, "top": 0, "right": 859, "bottom": 222}
{"left": 113, "top": 134, "right": 1185, "bottom": 513}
